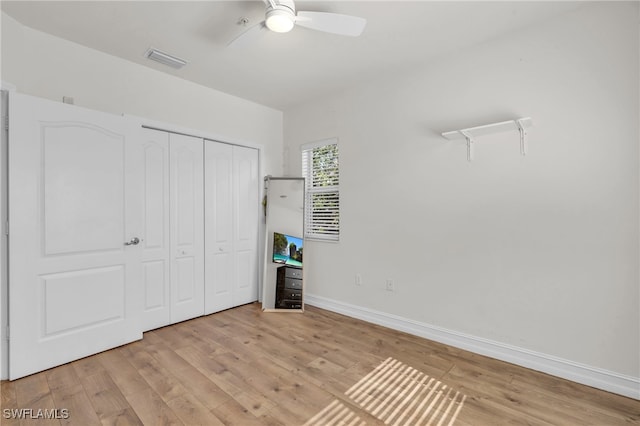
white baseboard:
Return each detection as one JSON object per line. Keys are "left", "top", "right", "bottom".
{"left": 305, "top": 293, "right": 640, "bottom": 400}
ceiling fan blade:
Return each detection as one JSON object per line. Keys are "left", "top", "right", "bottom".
{"left": 227, "top": 21, "right": 267, "bottom": 48}
{"left": 295, "top": 11, "right": 366, "bottom": 36}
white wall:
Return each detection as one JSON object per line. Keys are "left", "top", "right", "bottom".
{"left": 284, "top": 2, "right": 639, "bottom": 394}
{"left": 1, "top": 12, "right": 284, "bottom": 379}
{"left": 1, "top": 12, "right": 283, "bottom": 174}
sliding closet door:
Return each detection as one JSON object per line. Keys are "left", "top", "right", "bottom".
{"left": 233, "top": 145, "right": 260, "bottom": 306}
{"left": 204, "top": 142, "right": 234, "bottom": 314}
{"left": 8, "top": 93, "right": 143, "bottom": 379}
{"left": 204, "top": 141, "right": 259, "bottom": 314}
{"left": 170, "top": 134, "right": 205, "bottom": 323}
{"left": 140, "top": 129, "right": 171, "bottom": 331}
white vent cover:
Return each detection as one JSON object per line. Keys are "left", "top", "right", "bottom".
{"left": 144, "top": 48, "right": 187, "bottom": 69}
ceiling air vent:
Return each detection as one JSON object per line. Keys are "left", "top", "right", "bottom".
{"left": 144, "top": 48, "right": 187, "bottom": 69}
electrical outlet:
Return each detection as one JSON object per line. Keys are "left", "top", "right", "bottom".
{"left": 355, "top": 274, "right": 362, "bottom": 286}
{"left": 385, "top": 279, "right": 395, "bottom": 292}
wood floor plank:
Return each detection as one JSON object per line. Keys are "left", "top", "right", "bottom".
{"left": 173, "top": 344, "right": 245, "bottom": 397}
{"left": 140, "top": 344, "right": 194, "bottom": 374}
{"left": 45, "top": 364, "right": 81, "bottom": 393}
{"left": 197, "top": 351, "right": 282, "bottom": 415}
{"left": 11, "top": 373, "right": 63, "bottom": 425}
{"left": 1, "top": 303, "right": 638, "bottom": 425}
{"left": 0, "top": 380, "right": 21, "bottom": 426}
{"left": 16, "top": 397, "right": 62, "bottom": 426}
{"left": 79, "top": 371, "right": 142, "bottom": 424}
{"left": 123, "top": 349, "right": 188, "bottom": 404}
{"left": 514, "top": 362, "right": 640, "bottom": 408}
{"left": 123, "top": 388, "right": 182, "bottom": 426}
{"left": 164, "top": 353, "right": 232, "bottom": 411}
{"left": 214, "top": 351, "right": 281, "bottom": 388}
{"left": 262, "top": 402, "right": 321, "bottom": 426}
{"left": 13, "top": 372, "right": 51, "bottom": 407}
{"left": 49, "top": 383, "right": 101, "bottom": 426}
{"left": 11, "top": 373, "right": 60, "bottom": 426}
{"left": 98, "top": 407, "right": 144, "bottom": 426}
{"left": 510, "top": 372, "right": 640, "bottom": 424}
{"left": 71, "top": 355, "right": 106, "bottom": 379}
{"left": 94, "top": 350, "right": 149, "bottom": 399}
{"left": 165, "top": 393, "right": 224, "bottom": 425}
{"left": 233, "top": 391, "right": 277, "bottom": 418}
{"left": 1, "top": 378, "right": 18, "bottom": 405}
{"left": 210, "top": 398, "right": 272, "bottom": 426}
{"left": 150, "top": 323, "right": 202, "bottom": 351}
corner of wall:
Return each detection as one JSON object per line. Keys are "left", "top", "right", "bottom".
{"left": 0, "top": 88, "right": 11, "bottom": 380}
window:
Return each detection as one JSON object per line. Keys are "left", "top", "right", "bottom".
{"left": 301, "top": 139, "right": 339, "bottom": 241}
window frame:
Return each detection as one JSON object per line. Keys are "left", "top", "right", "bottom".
{"left": 301, "top": 138, "right": 340, "bottom": 242}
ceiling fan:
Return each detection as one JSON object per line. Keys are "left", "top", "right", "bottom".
{"left": 228, "top": 0, "right": 367, "bottom": 47}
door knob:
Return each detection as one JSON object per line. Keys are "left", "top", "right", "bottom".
{"left": 124, "top": 237, "right": 140, "bottom": 246}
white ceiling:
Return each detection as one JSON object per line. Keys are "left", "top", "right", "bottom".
{"left": 2, "top": 1, "right": 583, "bottom": 110}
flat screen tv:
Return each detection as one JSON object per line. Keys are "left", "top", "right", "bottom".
{"left": 272, "top": 232, "right": 303, "bottom": 268}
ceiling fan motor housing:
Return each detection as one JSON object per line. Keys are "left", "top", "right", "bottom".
{"left": 228, "top": 0, "right": 366, "bottom": 47}
{"left": 265, "top": 0, "right": 296, "bottom": 33}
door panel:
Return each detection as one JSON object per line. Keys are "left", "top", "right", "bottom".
{"left": 43, "top": 125, "right": 124, "bottom": 255}
{"left": 176, "top": 257, "right": 195, "bottom": 302}
{"left": 8, "top": 92, "right": 142, "bottom": 380}
{"left": 176, "top": 149, "right": 197, "bottom": 245}
{"left": 204, "top": 142, "right": 233, "bottom": 314}
{"left": 42, "top": 266, "right": 125, "bottom": 336}
{"left": 235, "top": 250, "right": 252, "bottom": 291}
{"left": 170, "top": 134, "right": 204, "bottom": 323}
{"left": 233, "top": 145, "right": 259, "bottom": 306}
{"left": 143, "top": 142, "right": 166, "bottom": 249}
{"left": 204, "top": 142, "right": 259, "bottom": 311}
{"left": 143, "top": 260, "right": 166, "bottom": 311}
{"left": 140, "top": 129, "right": 171, "bottom": 331}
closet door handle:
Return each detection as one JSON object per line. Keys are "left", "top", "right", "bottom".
{"left": 124, "top": 237, "right": 140, "bottom": 246}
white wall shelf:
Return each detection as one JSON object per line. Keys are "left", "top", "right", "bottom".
{"left": 442, "top": 117, "right": 533, "bottom": 161}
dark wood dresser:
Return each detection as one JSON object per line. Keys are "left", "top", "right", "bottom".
{"left": 275, "top": 266, "right": 303, "bottom": 309}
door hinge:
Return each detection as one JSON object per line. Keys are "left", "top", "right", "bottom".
{"left": 6, "top": 326, "right": 9, "bottom": 339}
{"left": 3, "top": 115, "right": 7, "bottom": 131}
{"left": 4, "top": 221, "right": 7, "bottom": 236}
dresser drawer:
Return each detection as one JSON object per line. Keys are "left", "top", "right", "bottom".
{"left": 281, "top": 278, "right": 302, "bottom": 290}
{"left": 279, "top": 289, "right": 302, "bottom": 300}
{"left": 284, "top": 267, "right": 302, "bottom": 279}
{"left": 276, "top": 300, "right": 303, "bottom": 309}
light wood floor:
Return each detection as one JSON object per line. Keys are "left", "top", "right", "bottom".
{"left": 1, "top": 303, "right": 638, "bottom": 425}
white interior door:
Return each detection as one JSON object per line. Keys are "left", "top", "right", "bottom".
{"left": 204, "top": 142, "right": 259, "bottom": 313}
{"left": 140, "top": 128, "right": 171, "bottom": 331}
{"left": 170, "top": 133, "right": 204, "bottom": 323}
{"left": 232, "top": 145, "right": 259, "bottom": 306}
{"left": 8, "top": 93, "right": 143, "bottom": 379}
{"left": 204, "top": 141, "right": 234, "bottom": 314}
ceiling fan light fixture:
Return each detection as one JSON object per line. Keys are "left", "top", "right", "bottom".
{"left": 265, "top": 9, "right": 295, "bottom": 33}
{"left": 227, "top": 0, "right": 366, "bottom": 48}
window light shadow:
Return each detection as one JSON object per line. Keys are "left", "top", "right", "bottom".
{"left": 305, "top": 357, "right": 466, "bottom": 426}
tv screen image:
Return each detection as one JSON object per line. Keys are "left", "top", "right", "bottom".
{"left": 272, "top": 232, "right": 303, "bottom": 267}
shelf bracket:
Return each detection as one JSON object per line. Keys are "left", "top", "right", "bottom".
{"left": 441, "top": 117, "right": 532, "bottom": 161}
{"left": 460, "top": 130, "right": 474, "bottom": 162}
{"left": 515, "top": 118, "right": 527, "bottom": 156}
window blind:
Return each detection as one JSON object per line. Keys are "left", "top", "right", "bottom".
{"left": 301, "top": 139, "right": 339, "bottom": 241}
